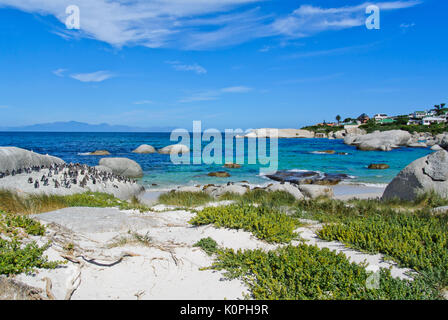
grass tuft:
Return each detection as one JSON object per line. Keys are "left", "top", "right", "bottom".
{"left": 157, "top": 191, "right": 214, "bottom": 207}
{"left": 0, "top": 190, "right": 150, "bottom": 214}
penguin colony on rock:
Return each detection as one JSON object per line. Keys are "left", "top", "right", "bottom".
{"left": 0, "top": 163, "right": 137, "bottom": 190}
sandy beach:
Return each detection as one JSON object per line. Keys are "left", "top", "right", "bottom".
{"left": 9, "top": 198, "right": 411, "bottom": 300}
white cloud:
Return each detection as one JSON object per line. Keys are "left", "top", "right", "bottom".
{"left": 52, "top": 68, "right": 67, "bottom": 77}
{"left": 273, "top": 1, "right": 422, "bottom": 37}
{"left": 0, "top": 105, "right": 9, "bottom": 109}
{"left": 70, "top": 71, "right": 114, "bottom": 82}
{"left": 0, "top": 1, "right": 422, "bottom": 49}
{"left": 167, "top": 61, "right": 207, "bottom": 74}
{"left": 179, "top": 85, "right": 252, "bottom": 103}
{"left": 221, "top": 86, "right": 252, "bottom": 93}
{"left": 134, "top": 100, "right": 154, "bottom": 105}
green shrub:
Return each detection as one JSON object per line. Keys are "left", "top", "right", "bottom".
{"left": 0, "top": 210, "right": 62, "bottom": 275}
{"left": 194, "top": 237, "right": 218, "bottom": 255}
{"left": 210, "top": 244, "right": 438, "bottom": 300}
{"left": 0, "top": 212, "right": 46, "bottom": 236}
{"left": 190, "top": 204, "right": 299, "bottom": 243}
{"left": 318, "top": 213, "right": 448, "bottom": 288}
{"left": 158, "top": 191, "right": 214, "bottom": 207}
{"left": 0, "top": 239, "right": 60, "bottom": 275}
{"left": 294, "top": 197, "right": 448, "bottom": 290}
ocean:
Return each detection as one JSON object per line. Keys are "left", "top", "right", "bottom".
{"left": 0, "top": 132, "right": 433, "bottom": 189}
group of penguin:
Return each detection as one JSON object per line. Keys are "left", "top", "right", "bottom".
{"left": 0, "top": 163, "right": 137, "bottom": 190}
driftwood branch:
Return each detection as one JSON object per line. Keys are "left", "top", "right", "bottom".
{"left": 81, "top": 252, "right": 140, "bottom": 267}
{"left": 43, "top": 277, "right": 55, "bottom": 300}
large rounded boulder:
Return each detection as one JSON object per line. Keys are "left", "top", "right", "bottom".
{"left": 0, "top": 147, "right": 64, "bottom": 172}
{"left": 99, "top": 157, "right": 143, "bottom": 178}
{"left": 382, "top": 150, "right": 448, "bottom": 201}
{"left": 345, "top": 130, "right": 411, "bottom": 151}
{"left": 132, "top": 144, "right": 156, "bottom": 154}
{"left": 158, "top": 144, "right": 190, "bottom": 155}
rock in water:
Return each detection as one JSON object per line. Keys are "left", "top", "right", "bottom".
{"left": 368, "top": 164, "right": 390, "bottom": 170}
{"left": 208, "top": 171, "right": 230, "bottom": 178}
{"left": 0, "top": 147, "right": 64, "bottom": 172}
{"left": 89, "top": 150, "right": 111, "bottom": 156}
{"left": 99, "top": 157, "right": 143, "bottom": 178}
{"left": 223, "top": 163, "right": 242, "bottom": 169}
{"left": 132, "top": 144, "right": 156, "bottom": 154}
{"left": 382, "top": 150, "right": 448, "bottom": 201}
{"left": 158, "top": 144, "right": 190, "bottom": 154}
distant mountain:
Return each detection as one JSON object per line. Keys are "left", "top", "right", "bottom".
{"left": 0, "top": 121, "right": 175, "bottom": 132}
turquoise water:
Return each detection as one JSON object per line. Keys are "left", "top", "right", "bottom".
{"left": 0, "top": 132, "right": 433, "bottom": 189}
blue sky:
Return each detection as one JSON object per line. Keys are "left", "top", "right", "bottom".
{"left": 0, "top": 0, "right": 447, "bottom": 130}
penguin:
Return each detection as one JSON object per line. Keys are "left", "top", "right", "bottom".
{"left": 34, "top": 180, "right": 39, "bottom": 189}
{"left": 28, "top": 177, "right": 33, "bottom": 184}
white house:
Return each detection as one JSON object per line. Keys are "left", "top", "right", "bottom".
{"left": 412, "top": 111, "right": 428, "bottom": 119}
{"left": 422, "top": 117, "right": 446, "bottom": 126}
{"left": 373, "top": 114, "right": 388, "bottom": 121}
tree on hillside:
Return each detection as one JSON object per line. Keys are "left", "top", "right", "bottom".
{"left": 435, "top": 105, "right": 442, "bottom": 115}
{"left": 336, "top": 115, "right": 341, "bottom": 124}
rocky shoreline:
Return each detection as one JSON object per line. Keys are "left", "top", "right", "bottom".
{"left": 242, "top": 128, "right": 448, "bottom": 152}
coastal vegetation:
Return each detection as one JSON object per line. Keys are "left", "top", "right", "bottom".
{"left": 209, "top": 244, "right": 438, "bottom": 300}
{"left": 190, "top": 204, "right": 300, "bottom": 244}
{"left": 295, "top": 195, "right": 448, "bottom": 291}
{"left": 359, "top": 120, "right": 448, "bottom": 135}
{"left": 0, "top": 210, "right": 62, "bottom": 275}
{"left": 185, "top": 190, "right": 447, "bottom": 299}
